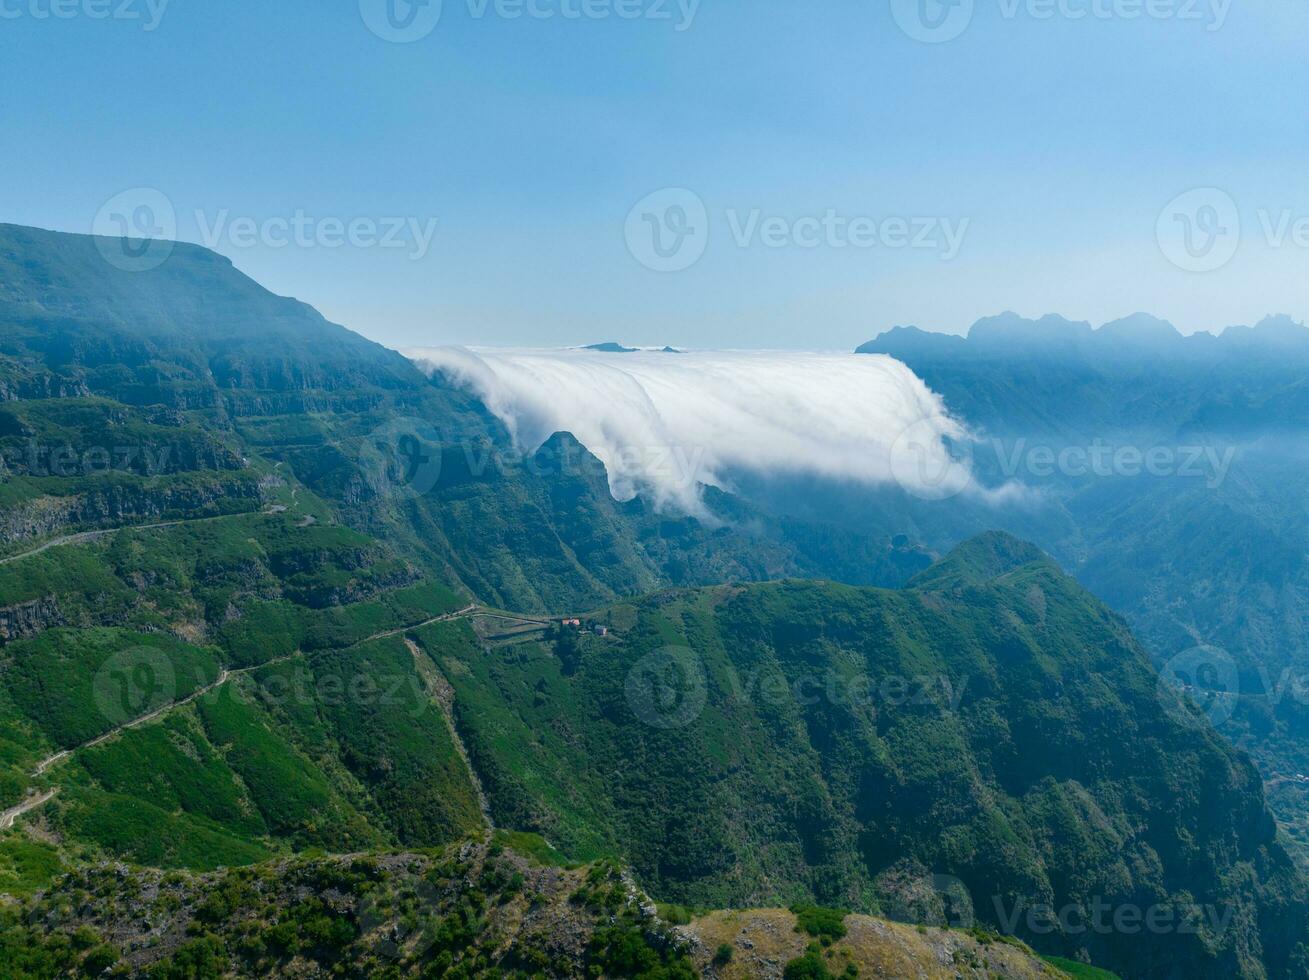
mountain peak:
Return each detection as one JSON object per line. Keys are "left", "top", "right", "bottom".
{"left": 965, "top": 313, "right": 1094, "bottom": 355}
{"left": 1252, "top": 314, "right": 1308, "bottom": 338}
{"left": 856, "top": 325, "right": 965, "bottom": 357}
{"left": 1216, "top": 314, "right": 1309, "bottom": 351}
{"left": 908, "top": 531, "right": 1053, "bottom": 590}
{"left": 1098, "top": 312, "right": 1182, "bottom": 343}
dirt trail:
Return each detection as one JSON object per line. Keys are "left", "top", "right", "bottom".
{"left": 0, "top": 487, "right": 312, "bottom": 567}
{"left": 31, "top": 666, "right": 236, "bottom": 779}
{"left": 363, "top": 604, "right": 478, "bottom": 643}
{"left": 8, "top": 606, "right": 486, "bottom": 826}
{"left": 0, "top": 789, "right": 58, "bottom": 831}
{"left": 6, "top": 595, "right": 505, "bottom": 831}
{"left": 0, "top": 513, "right": 248, "bottom": 567}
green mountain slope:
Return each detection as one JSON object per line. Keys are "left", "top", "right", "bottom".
{"left": 0, "top": 836, "right": 1074, "bottom": 979}
{"left": 411, "top": 534, "right": 1309, "bottom": 979}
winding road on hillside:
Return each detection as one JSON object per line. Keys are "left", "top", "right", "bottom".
{"left": 0, "top": 467, "right": 312, "bottom": 567}
{"left": 31, "top": 666, "right": 239, "bottom": 778}
{"left": 363, "top": 603, "right": 480, "bottom": 642}
{"left": 1, "top": 602, "right": 504, "bottom": 831}
{"left": 0, "top": 508, "right": 282, "bottom": 567}
{"left": 0, "top": 789, "right": 59, "bottom": 831}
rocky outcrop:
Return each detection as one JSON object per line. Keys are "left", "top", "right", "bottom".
{"left": 0, "top": 594, "right": 63, "bottom": 643}
{"left": 683, "top": 909, "right": 1064, "bottom": 979}
{"left": 0, "top": 372, "right": 89, "bottom": 401}
{"left": 0, "top": 478, "right": 264, "bottom": 547}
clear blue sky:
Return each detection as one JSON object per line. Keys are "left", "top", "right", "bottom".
{"left": 2, "top": 0, "right": 1307, "bottom": 349}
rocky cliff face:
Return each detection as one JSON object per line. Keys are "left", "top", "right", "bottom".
{"left": 0, "top": 594, "right": 63, "bottom": 643}
{"left": 0, "top": 479, "right": 265, "bottom": 548}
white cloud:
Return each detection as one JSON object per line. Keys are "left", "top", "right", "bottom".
{"left": 404, "top": 346, "right": 986, "bottom": 514}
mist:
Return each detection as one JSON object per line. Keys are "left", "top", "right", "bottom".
{"left": 405, "top": 346, "right": 987, "bottom": 514}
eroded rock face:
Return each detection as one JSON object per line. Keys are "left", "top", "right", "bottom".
{"left": 0, "top": 478, "right": 264, "bottom": 547}
{"left": 0, "top": 372, "right": 90, "bottom": 401}
{"left": 0, "top": 594, "right": 63, "bottom": 643}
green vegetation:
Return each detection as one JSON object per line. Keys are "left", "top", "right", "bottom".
{"left": 298, "top": 637, "right": 483, "bottom": 844}
{"left": 76, "top": 711, "right": 265, "bottom": 837}
{"left": 792, "top": 904, "right": 849, "bottom": 941}
{"left": 0, "top": 841, "right": 699, "bottom": 979}
{"left": 416, "top": 536, "right": 1309, "bottom": 979}
{"left": 3, "top": 628, "right": 220, "bottom": 748}
{"left": 782, "top": 949, "right": 856, "bottom": 979}
{"left": 57, "top": 786, "right": 270, "bottom": 870}
{"left": 195, "top": 676, "right": 383, "bottom": 851}
{"left": 491, "top": 829, "right": 572, "bottom": 867}
{"left": 1041, "top": 955, "right": 1123, "bottom": 979}
{"left": 0, "top": 836, "right": 62, "bottom": 897}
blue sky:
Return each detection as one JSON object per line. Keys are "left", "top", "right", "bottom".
{"left": 2, "top": 0, "right": 1308, "bottom": 349}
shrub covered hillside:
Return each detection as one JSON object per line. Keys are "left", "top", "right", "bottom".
{"left": 0, "top": 834, "right": 1075, "bottom": 979}
{"left": 415, "top": 533, "right": 1309, "bottom": 979}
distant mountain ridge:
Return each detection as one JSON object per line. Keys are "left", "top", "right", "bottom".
{"left": 850, "top": 308, "right": 1309, "bottom": 875}
{"left": 860, "top": 311, "right": 1309, "bottom": 365}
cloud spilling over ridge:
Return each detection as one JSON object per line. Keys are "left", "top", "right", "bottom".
{"left": 405, "top": 346, "right": 984, "bottom": 514}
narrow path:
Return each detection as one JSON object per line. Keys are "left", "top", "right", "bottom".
{"left": 0, "top": 467, "right": 318, "bottom": 568}
{"left": 362, "top": 603, "right": 478, "bottom": 643}
{"left": 0, "top": 513, "right": 249, "bottom": 567}
{"left": 471, "top": 608, "right": 553, "bottom": 626}
{"left": 24, "top": 603, "right": 484, "bottom": 786}
{"left": 404, "top": 635, "right": 494, "bottom": 829}
{"left": 6, "top": 601, "right": 516, "bottom": 830}
{"left": 31, "top": 658, "right": 288, "bottom": 779}
{"left": 0, "top": 789, "right": 58, "bottom": 831}
{"left": 0, "top": 528, "right": 117, "bottom": 566}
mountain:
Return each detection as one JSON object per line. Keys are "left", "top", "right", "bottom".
{"left": 0, "top": 226, "right": 1303, "bottom": 979}
{"left": 855, "top": 313, "right": 1309, "bottom": 863}
{"left": 0, "top": 224, "right": 926, "bottom": 616}
{"left": 418, "top": 531, "right": 1308, "bottom": 978}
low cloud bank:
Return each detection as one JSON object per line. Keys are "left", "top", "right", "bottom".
{"left": 405, "top": 346, "right": 984, "bottom": 514}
